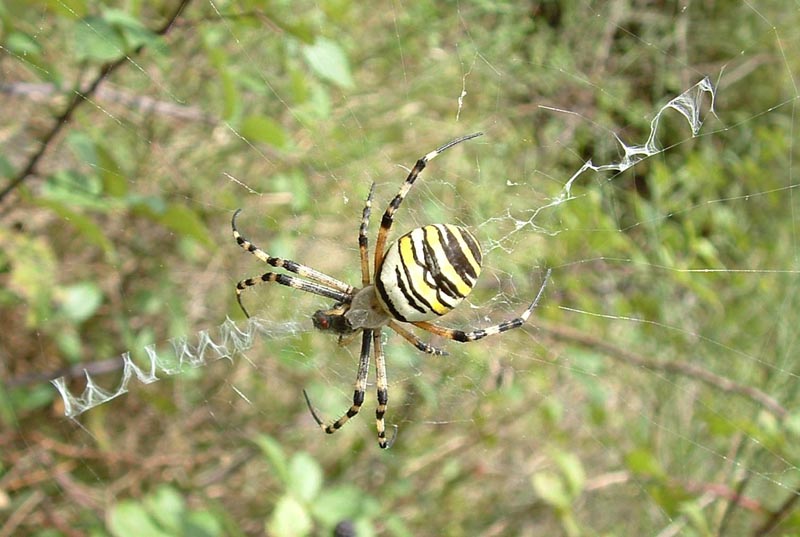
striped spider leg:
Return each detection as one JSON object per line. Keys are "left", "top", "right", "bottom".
{"left": 231, "top": 209, "right": 353, "bottom": 317}
{"left": 372, "top": 132, "right": 484, "bottom": 272}
{"left": 304, "top": 182, "right": 398, "bottom": 448}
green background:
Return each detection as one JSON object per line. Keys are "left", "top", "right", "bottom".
{"left": 2, "top": 1, "right": 799, "bottom": 535}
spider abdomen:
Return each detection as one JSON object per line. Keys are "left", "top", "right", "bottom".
{"left": 375, "top": 223, "right": 483, "bottom": 322}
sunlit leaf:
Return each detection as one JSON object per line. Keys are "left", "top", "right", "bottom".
{"left": 288, "top": 452, "right": 323, "bottom": 503}
{"left": 553, "top": 452, "right": 585, "bottom": 498}
{"left": 40, "top": 170, "right": 105, "bottom": 209}
{"left": 108, "top": 501, "right": 171, "bottom": 537}
{"left": 144, "top": 486, "right": 185, "bottom": 534}
{"left": 5, "top": 31, "right": 43, "bottom": 56}
{"left": 531, "top": 471, "right": 569, "bottom": 510}
{"left": 44, "top": 0, "right": 88, "bottom": 18}
{"left": 240, "top": 115, "right": 288, "bottom": 149}
{"left": 96, "top": 144, "right": 127, "bottom": 197}
{"left": 184, "top": 510, "right": 224, "bottom": 537}
{"left": 302, "top": 38, "right": 353, "bottom": 89}
{"left": 59, "top": 282, "right": 103, "bottom": 323}
{"left": 254, "top": 434, "right": 290, "bottom": 485}
{"left": 624, "top": 448, "right": 665, "bottom": 479}
{"left": 268, "top": 496, "right": 312, "bottom": 537}
{"left": 311, "top": 485, "right": 364, "bottom": 527}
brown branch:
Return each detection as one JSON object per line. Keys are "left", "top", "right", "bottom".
{"left": 0, "top": 0, "right": 193, "bottom": 204}
{"left": 538, "top": 322, "right": 789, "bottom": 420}
{"left": 753, "top": 487, "right": 800, "bottom": 536}
{"left": 5, "top": 354, "right": 125, "bottom": 388}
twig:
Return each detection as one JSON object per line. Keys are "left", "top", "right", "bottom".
{"left": 5, "top": 355, "right": 125, "bottom": 388}
{"left": 538, "top": 322, "right": 789, "bottom": 420}
{"left": 753, "top": 487, "right": 800, "bottom": 536}
{"left": 0, "top": 83, "right": 213, "bottom": 123}
{"left": 0, "top": 0, "right": 193, "bottom": 204}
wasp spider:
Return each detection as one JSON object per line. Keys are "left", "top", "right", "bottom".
{"left": 232, "top": 133, "right": 550, "bottom": 449}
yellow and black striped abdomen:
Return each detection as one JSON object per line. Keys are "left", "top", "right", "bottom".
{"left": 375, "top": 224, "right": 482, "bottom": 322}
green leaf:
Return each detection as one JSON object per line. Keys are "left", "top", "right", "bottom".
{"left": 784, "top": 412, "right": 800, "bottom": 439}
{"left": 184, "top": 510, "right": 224, "bottom": 537}
{"left": 240, "top": 115, "right": 288, "bottom": 149}
{"left": 0, "top": 226, "right": 58, "bottom": 326}
{"left": 45, "top": 0, "right": 88, "bottom": 18}
{"left": 59, "top": 281, "right": 103, "bottom": 323}
{"left": 162, "top": 204, "right": 215, "bottom": 249}
{"left": 6, "top": 31, "right": 43, "bottom": 56}
{"left": 108, "top": 500, "right": 172, "bottom": 537}
{"left": 261, "top": 10, "right": 314, "bottom": 43}
{"left": 0, "top": 382, "right": 19, "bottom": 430}
{"left": 67, "top": 131, "right": 97, "bottom": 165}
{"left": 103, "top": 8, "right": 162, "bottom": 51}
{"left": 41, "top": 169, "right": 105, "bottom": 209}
{"left": 55, "top": 328, "right": 82, "bottom": 362}
{"left": 74, "top": 16, "right": 126, "bottom": 62}
{"left": 267, "top": 496, "right": 312, "bottom": 537}
{"left": 288, "top": 452, "right": 323, "bottom": 503}
{"left": 302, "top": 38, "right": 354, "bottom": 89}
{"left": 96, "top": 144, "right": 128, "bottom": 197}
{"left": 531, "top": 471, "right": 569, "bottom": 510}
{"left": 311, "top": 485, "right": 364, "bottom": 527}
{"left": 254, "top": 434, "right": 290, "bottom": 485}
{"left": 144, "top": 486, "right": 186, "bottom": 534}
{"left": 133, "top": 203, "right": 215, "bottom": 249}
{"left": 0, "top": 155, "right": 14, "bottom": 178}
{"left": 8, "top": 384, "right": 55, "bottom": 414}
{"left": 624, "top": 448, "right": 665, "bottom": 479}
{"left": 35, "top": 199, "right": 116, "bottom": 258}
{"left": 553, "top": 452, "right": 585, "bottom": 498}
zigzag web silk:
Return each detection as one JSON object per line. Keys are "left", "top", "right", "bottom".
{"left": 51, "top": 76, "right": 716, "bottom": 419}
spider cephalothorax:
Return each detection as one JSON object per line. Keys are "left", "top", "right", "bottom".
{"left": 311, "top": 285, "right": 391, "bottom": 335}
{"left": 232, "top": 133, "right": 550, "bottom": 448}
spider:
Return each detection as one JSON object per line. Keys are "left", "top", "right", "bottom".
{"left": 232, "top": 132, "right": 550, "bottom": 449}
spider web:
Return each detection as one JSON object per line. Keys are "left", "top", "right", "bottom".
{"left": 3, "top": 1, "right": 800, "bottom": 535}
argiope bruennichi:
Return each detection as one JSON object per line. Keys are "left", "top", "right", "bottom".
{"left": 232, "top": 133, "right": 550, "bottom": 449}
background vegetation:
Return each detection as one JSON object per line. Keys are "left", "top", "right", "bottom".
{"left": 2, "top": 0, "right": 799, "bottom": 535}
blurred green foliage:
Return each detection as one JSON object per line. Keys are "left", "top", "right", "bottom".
{"left": 2, "top": 0, "right": 800, "bottom": 536}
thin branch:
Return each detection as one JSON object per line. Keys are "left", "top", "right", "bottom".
{"left": 0, "top": 83, "right": 214, "bottom": 123}
{"left": 538, "top": 322, "right": 789, "bottom": 420}
{"left": 753, "top": 487, "right": 800, "bottom": 536}
{"left": 0, "top": 0, "right": 193, "bottom": 204}
{"left": 5, "top": 355, "right": 125, "bottom": 388}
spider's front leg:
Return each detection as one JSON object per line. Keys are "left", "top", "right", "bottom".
{"left": 304, "top": 330, "right": 372, "bottom": 436}
{"left": 372, "top": 132, "right": 483, "bottom": 271}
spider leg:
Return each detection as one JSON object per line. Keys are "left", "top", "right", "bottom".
{"left": 373, "top": 329, "right": 391, "bottom": 448}
{"left": 372, "top": 133, "right": 484, "bottom": 272}
{"left": 388, "top": 321, "right": 449, "bottom": 356}
{"left": 235, "top": 273, "right": 351, "bottom": 318}
{"left": 304, "top": 330, "right": 372, "bottom": 435}
{"left": 412, "top": 268, "right": 551, "bottom": 342}
{"left": 232, "top": 208, "right": 353, "bottom": 294}
{"left": 359, "top": 183, "right": 375, "bottom": 287}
